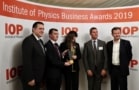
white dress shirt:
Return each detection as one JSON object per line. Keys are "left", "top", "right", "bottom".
{"left": 92, "top": 39, "right": 98, "bottom": 48}
{"left": 112, "top": 39, "right": 120, "bottom": 65}
{"left": 33, "top": 33, "right": 40, "bottom": 40}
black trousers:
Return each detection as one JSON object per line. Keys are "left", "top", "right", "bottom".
{"left": 46, "top": 77, "right": 62, "bottom": 90}
{"left": 111, "top": 66, "right": 127, "bottom": 90}
{"left": 64, "top": 71, "right": 79, "bottom": 90}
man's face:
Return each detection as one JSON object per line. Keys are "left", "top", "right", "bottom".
{"left": 90, "top": 29, "right": 98, "bottom": 40}
{"left": 112, "top": 29, "right": 121, "bottom": 41}
{"left": 33, "top": 24, "right": 44, "bottom": 38}
{"left": 50, "top": 30, "right": 59, "bottom": 41}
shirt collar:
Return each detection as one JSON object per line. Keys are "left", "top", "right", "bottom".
{"left": 33, "top": 33, "right": 40, "bottom": 40}
{"left": 50, "top": 39, "right": 57, "bottom": 44}
{"left": 113, "top": 39, "right": 120, "bottom": 43}
{"left": 92, "top": 39, "right": 98, "bottom": 43}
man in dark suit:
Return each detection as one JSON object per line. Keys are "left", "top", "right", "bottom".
{"left": 45, "top": 28, "right": 72, "bottom": 90}
{"left": 83, "top": 27, "right": 107, "bottom": 90}
{"left": 21, "top": 21, "right": 46, "bottom": 90}
{"left": 107, "top": 27, "right": 132, "bottom": 90}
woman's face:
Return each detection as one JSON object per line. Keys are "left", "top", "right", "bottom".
{"left": 72, "top": 36, "right": 76, "bottom": 42}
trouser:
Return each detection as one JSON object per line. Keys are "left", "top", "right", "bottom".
{"left": 111, "top": 66, "right": 127, "bottom": 90}
{"left": 87, "top": 66, "right": 102, "bottom": 90}
{"left": 64, "top": 71, "right": 79, "bottom": 90}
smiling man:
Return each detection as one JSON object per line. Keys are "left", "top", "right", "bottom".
{"left": 21, "top": 21, "right": 46, "bottom": 90}
{"left": 107, "top": 27, "right": 132, "bottom": 90}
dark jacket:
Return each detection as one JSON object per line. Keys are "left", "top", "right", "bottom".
{"left": 107, "top": 39, "right": 132, "bottom": 76}
{"left": 45, "top": 40, "right": 65, "bottom": 79}
{"left": 60, "top": 42, "right": 81, "bottom": 72}
{"left": 21, "top": 34, "right": 46, "bottom": 83}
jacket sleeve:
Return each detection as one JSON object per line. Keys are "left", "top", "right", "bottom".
{"left": 76, "top": 43, "right": 81, "bottom": 60}
{"left": 22, "top": 38, "right": 34, "bottom": 82}
{"left": 83, "top": 43, "right": 89, "bottom": 71}
{"left": 126, "top": 41, "right": 132, "bottom": 62}
{"left": 103, "top": 41, "right": 108, "bottom": 70}
{"left": 45, "top": 43, "right": 64, "bottom": 68}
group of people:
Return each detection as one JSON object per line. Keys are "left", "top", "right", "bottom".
{"left": 21, "top": 21, "right": 132, "bottom": 90}
{"left": 83, "top": 27, "right": 132, "bottom": 90}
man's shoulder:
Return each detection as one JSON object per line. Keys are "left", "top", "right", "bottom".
{"left": 98, "top": 39, "right": 105, "bottom": 43}
{"left": 84, "top": 40, "right": 91, "bottom": 45}
{"left": 120, "top": 39, "right": 131, "bottom": 46}
{"left": 121, "top": 39, "right": 130, "bottom": 43}
{"left": 45, "top": 40, "right": 52, "bottom": 46}
{"left": 106, "top": 40, "right": 113, "bottom": 45}
{"left": 23, "top": 34, "right": 33, "bottom": 42}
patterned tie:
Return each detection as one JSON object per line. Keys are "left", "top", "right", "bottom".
{"left": 54, "top": 43, "right": 61, "bottom": 57}
{"left": 93, "top": 41, "right": 97, "bottom": 66}
{"left": 38, "top": 39, "right": 45, "bottom": 54}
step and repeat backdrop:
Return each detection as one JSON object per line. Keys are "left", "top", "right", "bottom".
{"left": 0, "top": 0, "right": 139, "bottom": 90}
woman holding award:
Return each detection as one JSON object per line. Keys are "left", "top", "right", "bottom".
{"left": 60, "top": 31, "right": 81, "bottom": 90}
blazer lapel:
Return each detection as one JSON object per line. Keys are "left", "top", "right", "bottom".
{"left": 49, "top": 40, "right": 61, "bottom": 59}
{"left": 110, "top": 41, "right": 113, "bottom": 55}
{"left": 31, "top": 34, "right": 45, "bottom": 55}
{"left": 97, "top": 40, "right": 101, "bottom": 52}
{"left": 96, "top": 40, "right": 102, "bottom": 57}
{"left": 89, "top": 40, "right": 94, "bottom": 53}
{"left": 119, "top": 39, "right": 122, "bottom": 59}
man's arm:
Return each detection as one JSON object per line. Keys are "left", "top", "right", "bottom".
{"left": 22, "top": 38, "right": 34, "bottom": 83}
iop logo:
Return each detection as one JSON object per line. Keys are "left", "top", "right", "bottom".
{"left": 5, "top": 23, "right": 23, "bottom": 38}
{"left": 6, "top": 65, "right": 22, "bottom": 82}
{"left": 121, "top": 26, "right": 139, "bottom": 37}
{"left": 61, "top": 27, "right": 78, "bottom": 36}
{"left": 129, "top": 59, "right": 139, "bottom": 71}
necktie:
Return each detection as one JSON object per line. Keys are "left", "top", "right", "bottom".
{"left": 93, "top": 41, "right": 97, "bottom": 66}
{"left": 38, "top": 39, "right": 45, "bottom": 54}
{"left": 94, "top": 41, "right": 97, "bottom": 51}
{"left": 54, "top": 43, "right": 61, "bottom": 57}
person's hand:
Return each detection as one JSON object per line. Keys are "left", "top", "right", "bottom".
{"left": 87, "top": 70, "right": 93, "bottom": 77}
{"left": 101, "top": 69, "right": 107, "bottom": 77}
{"left": 69, "top": 60, "right": 74, "bottom": 64}
{"left": 72, "top": 55, "right": 77, "bottom": 60}
{"left": 64, "top": 61, "right": 72, "bottom": 66}
{"left": 62, "top": 49, "right": 68, "bottom": 57}
{"left": 28, "top": 79, "right": 35, "bottom": 86}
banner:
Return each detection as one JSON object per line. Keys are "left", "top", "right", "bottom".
{"left": 0, "top": 0, "right": 139, "bottom": 90}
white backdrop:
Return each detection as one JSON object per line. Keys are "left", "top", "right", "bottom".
{"left": 0, "top": 0, "right": 139, "bottom": 90}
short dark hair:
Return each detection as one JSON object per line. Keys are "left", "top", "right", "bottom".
{"left": 90, "top": 27, "right": 97, "bottom": 34}
{"left": 32, "top": 21, "right": 44, "bottom": 28}
{"left": 111, "top": 27, "right": 121, "bottom": 34}
{"left": 49, "top": 28, "right": 58, "bottom": 35}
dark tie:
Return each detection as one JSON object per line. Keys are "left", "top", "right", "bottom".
{"left": 54, "top": 43, "right": 61, "bottom": 57}
{"left": 93, "top": 41, "right": 97, "bottom": 66}
{"left": 38, "top": 39, "right": 45, "bottom": 54}
{"left": 54, "top": 43, "right": 59, "bottom": 47}
{"left": 94, "top": 41, "right": 97, "bottom": 51}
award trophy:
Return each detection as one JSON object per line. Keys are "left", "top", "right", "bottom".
{"left": 68, "top": 46, "right": 76, "bottom": 72}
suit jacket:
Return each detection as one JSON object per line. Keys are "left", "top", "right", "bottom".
{"left": 83, "top": 39, "right": 107, "bottom": 73}
{"left": 107, "top": 39, "right": 132, "bottom": 76}
{"left": 45, "top": 40, "right": 65, "bottom": 79}
{"left": 21, "top": 34, "right": 46, "bottom": 83}
{"left": 59, "top": 42, "right": 81, "bottom": 72}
